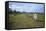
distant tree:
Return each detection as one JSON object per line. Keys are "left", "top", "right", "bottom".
{"left": 8, "top": 8, "right": 13, "bottom": 14}
{"left": 23, "top": 11, "right": 26, "bottom": 13}
{"left": 16, "top": 11, "right": 20, "bottom": 13}
{"left": 14, "top": 10, "right": 16, "bottom": 13}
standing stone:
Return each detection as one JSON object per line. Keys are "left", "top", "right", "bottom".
{"left": 33, "top": 13, "right": 38, "bottom": 21}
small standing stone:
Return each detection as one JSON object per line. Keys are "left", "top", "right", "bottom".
{"left": 33, "top": 13, "right": 38, "bottom": 21}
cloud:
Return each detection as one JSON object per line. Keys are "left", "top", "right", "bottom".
{"left": 9, "top": 2, "right": 44, "bottom": 13}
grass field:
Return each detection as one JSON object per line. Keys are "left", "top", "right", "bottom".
{"left": 8, "top": 14, "right": 45, "bottom": 29}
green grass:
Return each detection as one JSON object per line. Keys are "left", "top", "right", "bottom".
{"left": 8, "top": 14, "right": 45, "bottom": 29}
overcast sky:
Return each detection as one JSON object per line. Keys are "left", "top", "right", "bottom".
{"left": 9, "top": 2, "right": 44, "bottom": 13}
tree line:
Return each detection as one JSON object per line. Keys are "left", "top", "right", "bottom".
{"left": 8, "top": 8, "right": 22, "bottom": 14}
